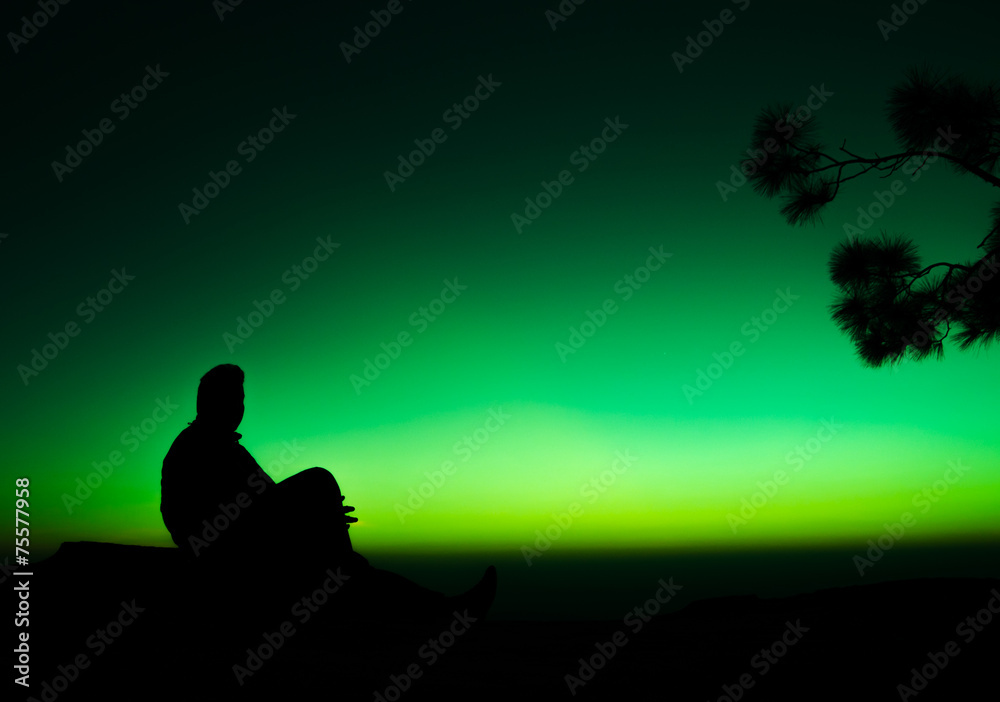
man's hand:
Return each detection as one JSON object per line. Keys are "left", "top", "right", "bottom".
{"left": 341, "top": 498, "right": 358, "bottom": 524}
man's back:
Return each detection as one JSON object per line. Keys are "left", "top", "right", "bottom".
{"left": 160, "top": 421, "right": 274, "bottom": 553}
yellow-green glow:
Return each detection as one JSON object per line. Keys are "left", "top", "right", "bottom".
{"left": 16, "top": 400, "right": 999, "bottom": 562}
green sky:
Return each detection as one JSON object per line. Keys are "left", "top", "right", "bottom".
{"left": 2, "top": 0, "right": 997, "bottom": 591}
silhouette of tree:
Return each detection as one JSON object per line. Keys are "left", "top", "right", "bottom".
{"left": 744, "top": 67, "right": 1000, "bottom": 367}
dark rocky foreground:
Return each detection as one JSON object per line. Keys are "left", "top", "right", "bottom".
{"left": 10, "top": 542, "right": 999, "bottom": 701}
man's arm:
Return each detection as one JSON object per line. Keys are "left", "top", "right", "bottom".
{"left": 240, "top": 446, "right": 276, "bottom": 491}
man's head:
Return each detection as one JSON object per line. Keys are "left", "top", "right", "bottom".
{"left": 196, "top": 364, "right": 245, "bottom": 431}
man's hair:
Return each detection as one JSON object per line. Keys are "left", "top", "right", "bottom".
{"left": 196, "top": 364, "right": 245, "bottom": 417}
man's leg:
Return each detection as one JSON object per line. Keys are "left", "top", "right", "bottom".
{"left": 237, "top": 468, "right": 495, "bottom": 627}
{"left": 266, "top": 470, "right": 450, "bottom": 609}
{"left": 339, "top": 566, "right": 448, "bottom": 616}
{"left": 256, "top": 466, "right": 354, "bottom": 563}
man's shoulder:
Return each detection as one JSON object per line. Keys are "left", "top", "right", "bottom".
{"left": 163, "top": 423, "right": 219, "bottom": 462}
{"left": 166, "top": 423, "right": 198, "bottom": 449}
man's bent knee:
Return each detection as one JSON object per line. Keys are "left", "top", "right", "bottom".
{"left": 279, "top": 466, "right": 341, "bottom": 494}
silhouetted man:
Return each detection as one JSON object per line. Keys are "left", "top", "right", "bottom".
{"left": 160, "top": 364, "right": 495, "bottom": 629}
